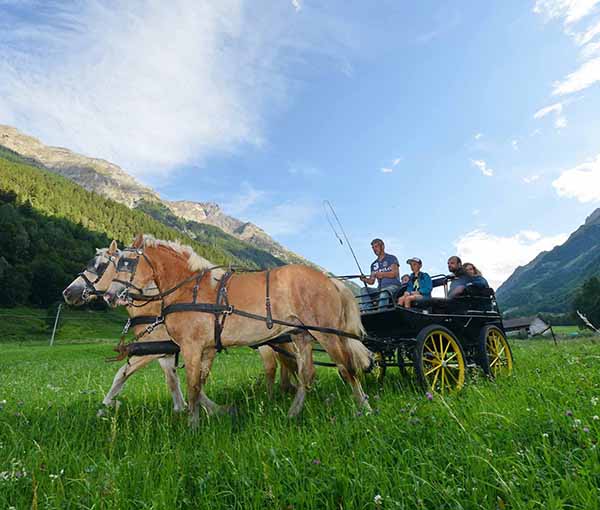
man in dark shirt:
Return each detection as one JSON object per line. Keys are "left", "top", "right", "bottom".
{"left": 359, "top": 238, "right": 401, "bottom": 308}
{"left": 447, "top": 255, "right": 471, "bottom": 297}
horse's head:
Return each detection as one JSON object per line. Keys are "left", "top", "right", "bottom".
{"left": 104, "top": 235, "right": 156, "bottom": 308}
{"left": 62, "top": 240, "right": 120, "bottom": 305}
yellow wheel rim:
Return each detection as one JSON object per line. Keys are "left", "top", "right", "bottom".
{"left": 486, "top": 329, "right": 513, "bottom": 377}
{"left": 422, "top": 330, "right": 465, "bottom": 394}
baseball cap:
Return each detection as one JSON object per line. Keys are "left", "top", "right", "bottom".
{"left": 406, "top": 257, "right": 422, "bottom": 265}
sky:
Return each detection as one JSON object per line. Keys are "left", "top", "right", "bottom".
{"left": 1, "top": 0, "right": 600, "bottom": 288}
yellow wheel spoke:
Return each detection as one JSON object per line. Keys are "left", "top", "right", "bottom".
{"left": 446, "top": 368, "right": 458, "bottom": 385}
{"left": 441, "top": 368, "right": 446, "bottom": 393}
{"left": 430, "top": 366, "right": 440, "bottom": 390}
{"left": 425, "top": 364, "right": 441, "bottom": 376}
{"left": 441, "top": 338, "right": 451, "bottom": 359}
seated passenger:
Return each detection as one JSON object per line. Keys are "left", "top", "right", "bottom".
{"left": 447, "top": 255, "right": 470, "bottom": 298}
{"left": 397, "top": 258, "right": 432, "bottom": 309}
{"left": 396, "top": 274, "right": 410, "bottom": 298}
{"left": 463, "top": 262, "right": 490, "bottom": 289}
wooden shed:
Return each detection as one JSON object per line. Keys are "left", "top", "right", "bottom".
{"left": 503, "top": 315, "right": 554, "bottom": 339}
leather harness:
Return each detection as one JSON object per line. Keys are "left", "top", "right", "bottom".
{"left": 112, "top": 249, "right": 363, "bottom": 359}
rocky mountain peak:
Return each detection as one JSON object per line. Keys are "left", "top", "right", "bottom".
{"left": 0, "top": 125, "right": 159, "bottom": 207}
{"left": 584, "top": 208, "right": 600, "bottom": 226}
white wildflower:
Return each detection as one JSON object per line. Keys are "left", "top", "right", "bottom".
{"left": 374, "top": 494, "right": 383, "bottom": 504}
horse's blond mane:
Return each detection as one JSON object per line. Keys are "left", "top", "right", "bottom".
{"left": 141, "top": 235, "right": 224, "bottom": 277}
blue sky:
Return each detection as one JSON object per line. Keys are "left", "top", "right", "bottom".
{"left": 1, "top": 0, "right": 600, "bottom": 287}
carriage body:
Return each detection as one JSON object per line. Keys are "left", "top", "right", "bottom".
{"left": 356, "top": 280, "right": 513, "bottom": 393}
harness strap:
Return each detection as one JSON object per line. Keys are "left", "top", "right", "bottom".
{"left": 160, "top": 302, "right": 362, "bottom": 340}
{"left": 212, "top": 270, "right": 235, "bottom": 353}
{"left": 265, "top": 269, "right": 273, "bottom": 329}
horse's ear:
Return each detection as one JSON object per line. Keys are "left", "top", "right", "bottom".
{"left": 108, "top": 240, "right": 119, "bottom": 255}
{"left": 132, "top": 233, "right": 144, "bottom": 248}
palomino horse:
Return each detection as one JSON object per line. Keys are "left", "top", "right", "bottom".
{"left": 63, "top": 241, "right": 294, "bottom": 409}
{"left": 104, "top": 235, "right": 372, "bottom": 425}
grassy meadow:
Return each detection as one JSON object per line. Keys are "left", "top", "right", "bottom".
{"left": 0, "top": 334, "right": 599, "bottom": 509}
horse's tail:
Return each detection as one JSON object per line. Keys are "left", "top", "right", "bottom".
{"left": 330, "top": 278, "right": 372, "bottom": 372}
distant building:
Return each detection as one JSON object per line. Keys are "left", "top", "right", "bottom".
{"left": 503, "top": 315, "right": 553, "bottom": 339}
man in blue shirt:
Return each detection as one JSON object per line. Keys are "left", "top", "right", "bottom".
{"left": 359, "top": 238, "right": 402, "bottom": 309}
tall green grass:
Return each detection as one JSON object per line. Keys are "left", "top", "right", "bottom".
{"left": 0, "top": 338, "right": 598, "bottom": 509}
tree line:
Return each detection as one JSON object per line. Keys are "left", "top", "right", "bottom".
{"left": 0, "top": 155, "right": 282, "bottom": 308}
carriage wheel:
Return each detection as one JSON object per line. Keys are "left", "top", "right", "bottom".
{"left": 414, "top": 325, "right": 466, "bottom": 394}
{"left": 480, "top": 325, "right": 513, "bottom": 378}
{"left": 372, "top": 352, "right": 387, "bottom": 383}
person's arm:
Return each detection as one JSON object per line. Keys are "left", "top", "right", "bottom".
{"left": 360, "top": 269, "right": 376, "bottom": 285}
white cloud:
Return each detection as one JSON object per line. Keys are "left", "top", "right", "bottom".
{"left": 556, "top": 115, "right": 569, "bottom": 128}
{"left": 553, "top": 56, "right": 600, "bottom": 94}
{"left": 0, "top": 0, "right": 354, "bottom": 179}
{"left": 534, "top": 101, "right": 569, "bottom": 129}
{"left": 523, "top": 174, "right": 541, "bottom": 184}
{"left": 291, "top": 0, "right": 302, "bottom": 12}
{"left": 381, "top": 167, "right": 394, "bottom": 173}
{"left": 454, "top": 229, "right": 568, "bottom": 288}
{"left": 574, "top": 18, "right": 600, "bottom": 45}
{"left": 222, "top": 182, "right": 267, "bottom": 217}
{"left": 512, "top": 139, "right": 519, "bottom": 150}
{"left": 474, "top": 132, "right": 483, "bottom": 140}
{"left": 534, "top": 102, "right": 563, "bottom": 118}
{"left": 252, "top": 201, "right": 320, "bottom": 236}
{"left": 470, "top": 159, "right": 494, "bottom": 177}
{"left": 533, "top": 0, "right": 600, "bottom": 25}
{"left": 581, "top": 40, "right": 600, "bottom": 59}
{"left": 552, "top": 154, "right": 600, "bottom": 202}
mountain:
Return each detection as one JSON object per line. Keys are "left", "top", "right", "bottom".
{"left": 0, "top": 125, "right": 309, "bottom": 266}
{"left": 166, "top": 200, "right": 310, "bottom": 265}
{"left": 496, "top": 208, "right": 600, "bottom": 316}
{"left": 0, "top": 153, "right": 286, "bottom": 307}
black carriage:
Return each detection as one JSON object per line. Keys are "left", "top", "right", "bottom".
{"left": 356, "top": 275, "right": 514, "bottom": 394}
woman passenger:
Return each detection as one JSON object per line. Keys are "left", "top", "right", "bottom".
{"left": 463, "top": 262, "right": 490, "bottom": 289}
{"left": 397, "top": 258, "right": 432, "bottom": 309}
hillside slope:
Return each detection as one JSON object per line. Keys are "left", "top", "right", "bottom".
{"left": 496, "top": 208, "right": 600, "bottom": 316}
{"left": 0, "top": 154, "right": 285, "bottom": 307}
{"left": 0, "top": 124, "right": 311, "bottom": 265}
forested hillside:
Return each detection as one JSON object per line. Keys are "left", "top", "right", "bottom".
{"left": 0, "top": 155, "right": 284, "bottom": 307}
{"left": 497, "top": 208, "right": 600, "bottom": 317}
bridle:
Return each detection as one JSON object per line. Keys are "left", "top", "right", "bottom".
{"left": 110, "top": 247, "right": 162, "bottom": 306}
{"left": 78, "top": 252, "right": 119, "bottom": 301}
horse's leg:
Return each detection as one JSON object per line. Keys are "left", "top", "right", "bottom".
{"left": 288, "top": 333, "right": 314, "bottom": 418}
{"left": 257, "top": 345, "right": 277, "bottom": 399}
{"left": 157, "top": 355, "right": 186, "bottom": 412}
{"left": 181, "top": 343, "right": 204, "bottom": 427}
{"left": 196, "top": 347, "right": 230, "bottom": 416}
{"left": 102, "top": 355, "right": 157, "bottom": 407}
{"left": 311, "top": 332, "right": 371, "bottom": 412}
{"left": 277, "top": 344, "right": 298, "bottom": 394}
